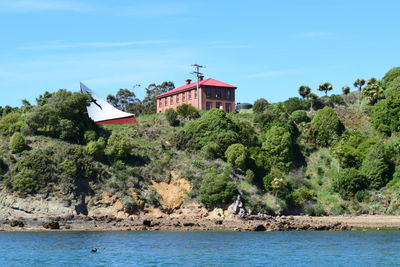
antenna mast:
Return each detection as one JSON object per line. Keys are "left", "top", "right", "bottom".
{"left": 191, "top": 64, "right": 205, "bottom": 109}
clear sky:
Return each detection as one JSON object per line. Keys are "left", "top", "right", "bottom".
{"left": 1, "top": 0, "right": 400, "bottom": 107}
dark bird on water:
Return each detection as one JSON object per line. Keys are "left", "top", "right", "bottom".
{"left": 91, "top": 248, "right": 97, "bottom": 253}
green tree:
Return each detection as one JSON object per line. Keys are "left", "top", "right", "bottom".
{"left": 253, "top": 98, "right": 269, "bottom": 114}
{"left": 9, "top": 132, "right": 27, "bottom": 153}
{"left": 342, "top": 86, "right": 350, "bottom": 95}
{"left": 107, "top": 87, "right": 142, "bottom": 115}
{"left": 0, "top": 112, "right": 23, "bottom": 136}
{"left": 383, "top": 67, "right": 400, "bottom": 87}
{"left": 263, "top": 168, "right": 290, "bottom": 197}
{"left": 141, "top": 82, "right": 175, "bottom": 115}
{"left": 362, "top": 78, "right": 384, "bottom": 104}
{"left": 311, "top": 107, "right": 342, "bottom": 147}
{"left": 371, "top": 87, "right": 400, "bottom": 135}
{"left": 86, "top": 137, "right": 106, "bottom": 160}
{"left": 333, "top": 168, "right": 367, "bottom": 200}
{"left": 307, "top": 93, "right": 319, "bottom": 110}
{"left": 225, "top": 143, "right": 248, "bottom": 170}
{"left": 360, "top": 145, "right": 392, "bottom": 190}
{"left": 298, "top": 85, "right": 311, "bottom": 99}
{"left": 290, "top": 110, "right": 310, "bottom": 124}
{"left": 184, "top": 109, "right": 241, "bottom": 158}
{"left": 262, "top": 126, "right": 293, "bottom": 171}
{"left": 353, "top": 78, "right": 366, "bottom": 91}
{"left": 199, "top": 171, "right": 237, "bottom": 209}
{"left": 318, "top": 82, "right": 333, "bottom": 96}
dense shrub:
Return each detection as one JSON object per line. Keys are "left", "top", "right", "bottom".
{"left": 371, "top": 87, "right": 400, "bottom": 135}
{"left": 184, "top": 109, "right": 241, "bottom": 158}
{"left": 176, "top": 104, "right": 200, "bottom": 120}
{"left": 24, "top": 90, "right": 95, "bottom": 142}
{"left": 361, "top": 145, "right": 393, "bottom": 190}
{"left": 172, "top": 130, "right": 201, "bottom": 151}
{"left": 263, "top": 168, "right": 290, "bottom": 197}
{"left": 311, "top": 107, "right": 342, "bottom": 147}
{"left": 0, "top": 112, "right": 23, "bottom": 136}
{"left": 282, "top": 97, "right": 308, "bottom": 114}
{"left": 334, "top": 131, "right": 376, "bottom": 169}
{"left": 225, "top": 143, "right": 248, "bottom": 170}
{"left": 262, "top": 126, "right": 293, "bottom": 171}
{"left": 10, "top": 168, "right": 37, "bottom": 193}
{"left": 254, "top": 104, "right": 284, "bottom": 129}
{"left": 383, "top": 67, "right": 400, "bottom": 87}
{"left": 165, "top": 108, "right": 179, "bottom": 126}
{"left": 85, "top": 137, "right": 106, "bottom": 160}
{"left": 290, "top": 110, "right": 310, "bottom": 124}
{"left": 332, "top": 168, "right": 367, "bottom": 200}
{"left": 291, "top": 187, "right": 315, "bottom": 206}
{"left": 84, "top": 130, "right": 97, "bottom": 143}
{"left": 253, "top": 98, "right": 269, "bottom": 114}
{"left": 199, "top": 170, "right": 237, "bottom": 209}
{"left": 8, "top": 132, "right": 27, "bottom": 153}
{"left": 105, "top": 132, "right": 133, "bottom": 160}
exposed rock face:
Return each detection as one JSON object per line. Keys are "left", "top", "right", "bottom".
{"left": 151, "top": 171, "right": 191, "bottom": 212}
{"left": 43, "top": 221, "right": 60, "bottom": 229}
{"left": 9, "top": 220, "right": 24, "bottom": 227}
{"left": 253, "top": 224, "right": 266, "bottom": 231}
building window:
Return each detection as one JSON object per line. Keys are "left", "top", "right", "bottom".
{"left": 225, "top": 103, "right": 231, "bottom": 113}
{"left": 206, "top": 101, "right": 212, "bottom": 110}
{"left": 216, "top": 88, "right": 221, "bottom": 99}
{"left": 189, "top": 90, "right": 192, "bottom": 100}
{"left": 226, "top": 89, "right": 231, "bottom": 100}
{"left": 195, "top": 90, "right": 197, "bottom": 99}
{"left": 183, "top": 92, "right": 186, "bottom": 102}
{"left": 159, "top": 100, "right": 162, "bottom": 107}
{"left": 176, "top": 94, "right": 179, "bottom": 103}
{"left": 206, "top": 87, "right": 211, "bottom": 98}
{"left": 216, "top": 102, "right": 222, "bottom": 109}
{"left": 170, "top": 96, "right": 173, "bottom": 105}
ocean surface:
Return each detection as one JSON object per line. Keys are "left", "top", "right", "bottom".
{"left": 0, "top": 231, "right": 399, "bottom": 266}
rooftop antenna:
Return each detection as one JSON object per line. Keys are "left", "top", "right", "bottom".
{"left": 191, "top": 64, "right": 205, "bottom": 109}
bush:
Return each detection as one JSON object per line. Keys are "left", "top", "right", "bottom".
{"left": 291, "top": 187, "right": 315, "bottom": 206}
{"left": 290, "top": 110, "right": 310, "bottom": 124}
{"left": 263, "top": 168, "right": 290, "bottom": 197}
{"left": 311, "top": 107, "right": 343, "bottom": 147}
{"left": 262, "top": 126, "right": 293, "bottom": 171}
{"left": 0, "top": 112, "right": 23, "bottom": 136}
{"left": 383, "top": 67, "right": 400, "bottom": 87}
{"left": 84, "top": 130, "right": 97, "bottom": 143}
{"left": 105, "top": 132, "right": 133, "bottom": 160}
{"left": 85, "top": 137, "right": 106, "bottom": 160}
{"left": 225, "top": 143, "right": 248, "bottom": 170}
{"left": 176, "top": 104, "right": 200, "bottom": 120}
{"left": 165, "top": 108, "right": 179, "bottom": 126}
{"left": 245, "top": 169, "right": 255, "bottom": 183}
{"left": 360, "top": 145, "right": 393, "bottom": 190}
{"left": 184, "top": 109, "right": 241, "bottom": 158}
{"left": 9, "top": 132, "right": 27, "bottom": 153}
{"left": 10, "top": 168, "right": 37, "bottom": 193}
{"left": 371, "top": 87, "right": 400, "bottom": 135}
{"left": 282, "top": 97, "right": 308, "bottom": 114}
{"left": 332, "top": 168, "right": 367, "bottom": 200}
{"left": 254, "top": 104, "right": 284, "bottom": 129}
{"left": 253, "top": 98, "right": 269, "bottom": 114}
{"left": 199, "top": 171, "right": 237, "bottom": 209}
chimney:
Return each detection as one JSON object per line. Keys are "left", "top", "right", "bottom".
{"left": 185, "top": 79, "right": 192, "bottom": 85}
{"left": 198, "top": 75, "right": 204, "bottom": 81}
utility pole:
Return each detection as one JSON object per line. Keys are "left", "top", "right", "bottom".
{"left": 191, "top": 64, "right": 205, "bottom": 109}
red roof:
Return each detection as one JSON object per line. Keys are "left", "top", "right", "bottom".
{"left": 156, "top": 78, "right": 237, "bottom": 99}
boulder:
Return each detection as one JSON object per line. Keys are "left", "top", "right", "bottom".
{"left": 253, "top": 224, "right": 266, "bottom": 232}
{"left": 43, "top": 221, "right": 60, "bottom": 230}
{"left": 9, "top": 220, "right": 24, "bottom": 227}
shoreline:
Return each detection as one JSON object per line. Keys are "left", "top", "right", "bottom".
{"left": 2, "top": 215, "right": 400, "bottom": 232}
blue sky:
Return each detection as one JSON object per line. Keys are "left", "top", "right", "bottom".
{"left": 1, "top": 0, "right": 400, "bottom": 107}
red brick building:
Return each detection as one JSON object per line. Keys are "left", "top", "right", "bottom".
{"left": 156, "top": 76, "right": 237, "bottom": 113}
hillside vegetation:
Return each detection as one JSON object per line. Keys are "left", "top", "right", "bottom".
{"left": 1, "top": 67, "right": 400, "bottom": 216}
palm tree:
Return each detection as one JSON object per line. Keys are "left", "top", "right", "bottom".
{"left": 317, "top": 82, "right": 333, "bottom": 96}
{"left": 362, "top": 78, "right": 384, "bottom": 104}
{"left": 353, "top": 78, "right": 365, "bottom": 91}
{"left": 342, "top": 86, "right": 350, "bottom": 95}
{"left": 308, "top": 93, "right": 318, "bottom": 110}
{"left": 298, "top": 86, "right": 311, "bottom": 99}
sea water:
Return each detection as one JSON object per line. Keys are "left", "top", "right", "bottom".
{"left": 0, "top": 231, "right": 399, "bottom": 266}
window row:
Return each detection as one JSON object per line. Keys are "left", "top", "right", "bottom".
{"left": 205, "top": 87, "right": 232, "bottom": 100}
{"left": 205, "top": 102, "right": 231, "bottom": 112}
{"left": 158, "top": 90, "right": 197, "bottom": 107}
